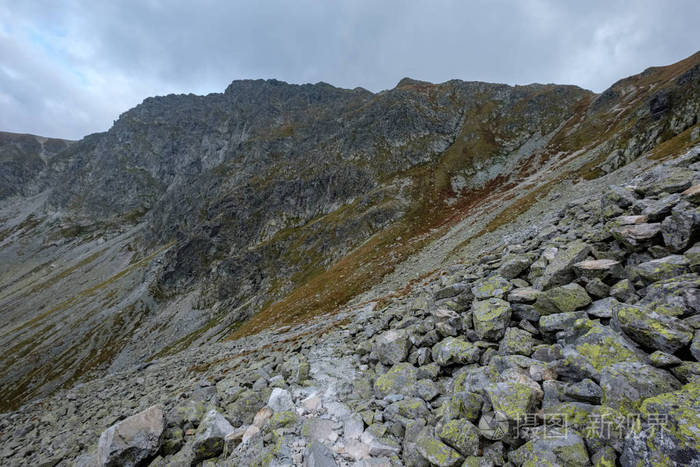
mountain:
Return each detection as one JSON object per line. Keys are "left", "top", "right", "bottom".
{"left": 0, "top": 51, "right": 699, "bottom": 466}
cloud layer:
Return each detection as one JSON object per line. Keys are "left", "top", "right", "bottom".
{"left": 1, "top": 0, "right": 698, "bottom": 139}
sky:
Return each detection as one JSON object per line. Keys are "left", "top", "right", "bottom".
{"left": 1, "top": 1, "right": 698, "bottom": 140}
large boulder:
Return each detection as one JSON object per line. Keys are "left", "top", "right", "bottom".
{"left": 374, "top": 362, "right": 418, "bottom": 397}
{"left": 438, "top": 419, "right": 480, "bottom": 457}
{"left": 509, "top": 428, "right": 589, "bottom": 466}
{"left": 192, "top": 409, "right": 235, "bottom": 462}
{"left": 97, "top": 405, "right": 165, "bottom": 467}
{"left": 485, "top": 381, "right": 539, "bottom": 422}
{"left": 536, "top": 241, "right": 591, "bottom": 289}
{"left": 662, "top": 200, "right": 700, "bottom": 252}
{"left": 617, "top": 305, "right": 694, "bottom": 353}
{"left": 621, "top": 383, "right": 700, "bottom": 467}
{"left": 416, "top": 430, "right": 464, "bottom": 467}
{"left": 373, "top": 329, "right": 411, "bottom": 365}
{"left": 498, "top": 255, "right": 532, "bottom": 280}
{"left": 573, "top": 258, "right": 624, "bottom": 281}
{"left": 600, "top": 361, "right": 680, "bottom": 413}
{"left": 472, "top": 298, "right": 512, "bottom": 341}
{"left": 632, "top": 255, "right": 690, "bottom": 284}
{"left": 533, "top": 283, "right": 591, "bottom": 315}
{"left": 611, "top": 223, "right": 662, "bottom": 250}
{"left": 432, "top": 337, "right": 481, "bottom": 366}
{"left": 471, "top": 276, "right": 513, "bottom": 299}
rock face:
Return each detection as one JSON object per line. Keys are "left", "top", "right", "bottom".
{"left": 97, "top": 405, "right": 165, "bottom": 467}
{"left": 1, "top": 51, "right": 700, "bottom": 467}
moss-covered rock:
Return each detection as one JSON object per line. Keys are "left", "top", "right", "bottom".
{"left": 499, "top": 327, "right": 536, "bottom": 356}
{"left": 600, "top": 361, "right": 680, "bottom": 414}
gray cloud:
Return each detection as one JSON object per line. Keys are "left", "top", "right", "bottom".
{"left": 1, "top": 0, "right": 698, "bottom": 139}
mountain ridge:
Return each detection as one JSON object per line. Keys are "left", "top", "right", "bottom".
{"left": 0, "top": 51, "right": 698, "bottom": 419}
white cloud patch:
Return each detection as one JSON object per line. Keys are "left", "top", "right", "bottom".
{"left": 0, "top": 0, "right": 698, "bottom": 139}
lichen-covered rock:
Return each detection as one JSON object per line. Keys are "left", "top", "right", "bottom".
{"left": 485, "top": 381, "right": 538, "bottom": 422}
{"left": 610, "top": 279, "right": 636, "bottom": 302}
{"left": 539, "top": 311, "right": 586, "bottom": 334}
{"left": 472, "top": 298, "right": 512, "bottom": 341}
{"left": 499, "top": 327, "right": 536, "bottom": 356}
{"left": 374, "top": 362, "right": 418, "bottom": 397}
{"left": 471, "top": 276, "right": 513, "bottom": 299}
{"left": 432, "top": 337, "right": 481, "bottom": 366}
{"left": 374, "top": 329, "right": 411, "bottom": 366}
{"left": 632, "top": 255, "right": 690, "bottom": 284}
{"left": 621, "top": 383, "right": 700, "bottom": 467}
{"left": 438, "top": 418, "right": 479, "bottom": 457}
{"left": 617, "top": 304, "right": 694, "bottom": 353}
{"left": 415, "top": 430, "right": 464, "bottom": 467}
{"left": 192, "top": 409, "right": 235, "bottom": 463}
{"left": 536, "top": 241, "right": 591, "bottom": 289}
{"left": 649, "top": 350, "right": 683, "bottom": 368}
{"left": 533, "top": 283, "right": 591, "bottom": 315}
{"left": 600, "top": 361, "right": 680, "bottom": 413}
{"left": 97, "top": 405, "right": 165, "bottom": 467}
{"left": 508, "top": 428, "right": 589, "bottom": 466}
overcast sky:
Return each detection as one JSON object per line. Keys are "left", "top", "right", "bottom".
{"left": 1, "top": 1, "right": 698, "bottom": 140}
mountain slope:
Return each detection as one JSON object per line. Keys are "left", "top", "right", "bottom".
{"left": 0, "top": 51, "right": 699, "bottom": 415}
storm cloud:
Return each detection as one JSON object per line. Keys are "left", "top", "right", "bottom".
{"left": 1, "top": 0, "right": 698, "bottom": 139}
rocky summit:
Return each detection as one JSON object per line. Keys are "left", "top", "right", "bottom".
{"left": 1, "top": 52, "right": 700, "bottom": 466}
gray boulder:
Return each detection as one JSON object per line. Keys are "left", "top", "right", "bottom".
{"left": 611, "top": 223, "right": 662, "bottom": 250}
{"left": 471, "top": 276, "right": 513, "bottom": 299}
{"left": 374, "top": 329, "right": 411, "bottom": 365}
{"left": 617, "top": 304, "right": 693, "bottom": 353}
{"left": 192, "top": 409, "right": 235, "bottom": 462}
{"left": 304, "top": 440, "right": 338, "bottom": 467}
{"left": 662, "top": 200, "right": 700, "bottom": 252}
{"left": 472, "top": 298, "right": 512, "bottom": 341}
{"left": 432, "top": 337, "right": 481, "bottom": 366}
{"left": 533, "top": 283, "right": 591, "bottom": 315}
{"left": 97, "top": 405, "right": 165, "bottom": 467}
{"left": 632, "top": 255, "right": 690, "bottom": 284}
{"left": 621, "top": 383, "right": 700, "bottom": 467}
{"left": 536, "top": 241, "right": 591, "bottom": 289}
